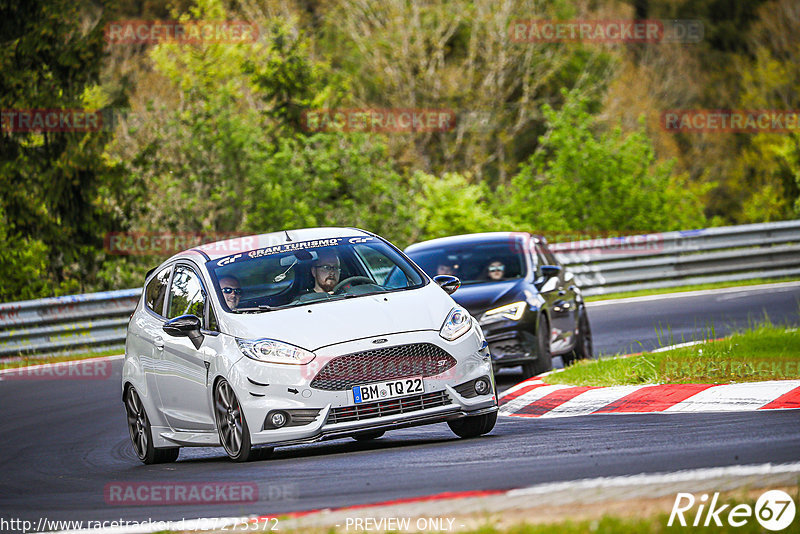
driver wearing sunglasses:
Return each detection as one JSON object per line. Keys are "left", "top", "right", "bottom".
{"left": 219, "top": 275, "right": 242, "bottom": 310}
{"left": 486, "top": 260, "right": 506, "bottom": 281}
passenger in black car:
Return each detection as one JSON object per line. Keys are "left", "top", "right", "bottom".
{"left": 485, "top": 260, "right": 505, "bottom": 281}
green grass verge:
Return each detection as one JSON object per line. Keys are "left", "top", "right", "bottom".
{"left": 0, "top": 347, "right": 123, "bottom": 370}
{"left": 547, "top": 322, "right": 800, "bottom": 386}
{"left": 585, "top": 276, "right": 800, "bottom": 302}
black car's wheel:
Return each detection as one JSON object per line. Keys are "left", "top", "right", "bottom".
{"left": 565, "top": 308, "right": 593, "bottom": 366}
{"left": 125, "top": 386, "right": 179, "bottom": 465}
{"left": 214, "top": 379, "right": 258, "bottom": 462}
{"left": 352, "top": 429, "right": 386, "bottom": 441}
{"left": 522, "top": 316, "right": 552, "bottom": 378}
{"left": 448, "top": 411, "right": 497, "bottom": 438}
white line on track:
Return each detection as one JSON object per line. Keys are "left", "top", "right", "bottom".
{"left": 507, "top": 461, "right": 800, "bottom": 496}
{"left": 50, "top": 462, "right": 800, "bottom": 533}
{"left": 586, "top": 280, "right": 800, "bottom": 307}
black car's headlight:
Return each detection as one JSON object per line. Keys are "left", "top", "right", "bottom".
{"left": 440, "top": 307, "right": 472, "bottom": 341}
{"left": 480, "top": 301, "right": 526, "bottom": 325}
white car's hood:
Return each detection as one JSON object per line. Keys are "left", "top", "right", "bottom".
{"left": 221, "top": 283, "right": 456, "bottom": 351}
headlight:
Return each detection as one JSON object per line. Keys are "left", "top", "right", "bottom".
{"left": 480, "top": 301, "right": 526, "bottom": 324}
{"left": 440, "top": 307, "right": 472, "bottom": 341}
{"left": 236, "top": 338, "right": 316, "bottom": 365}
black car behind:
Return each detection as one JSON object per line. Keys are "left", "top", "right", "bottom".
{"left": 405, "top": 232, "right": 592, "bottom": 378}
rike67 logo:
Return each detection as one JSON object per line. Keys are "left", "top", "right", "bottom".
{"left": 669, "top": 490, "right": 796, "bottom": 531}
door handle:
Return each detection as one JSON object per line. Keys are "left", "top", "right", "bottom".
{"left": 154, "top": 336, "right": 165, "bottom": 350}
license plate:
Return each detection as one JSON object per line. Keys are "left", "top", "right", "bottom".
{"left": 352, "top": 377, "right": 424, "bottom": 404}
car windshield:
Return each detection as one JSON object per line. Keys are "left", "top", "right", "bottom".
{"left": 208, "top": 236, "right": 425, "bottom": 312}
{"left": 407, "top": 240, "right": 527, "bottom": 285}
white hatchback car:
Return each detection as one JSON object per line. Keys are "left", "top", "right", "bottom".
{"left": 123, "top": 228, "right": 498, "bottom": 463}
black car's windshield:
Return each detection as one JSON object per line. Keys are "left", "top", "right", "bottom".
{"left": 407, "top": 240, "right": 528, "bottom": 285}
{"left": 208, "top": 236, "right": 425, "bottom": 312}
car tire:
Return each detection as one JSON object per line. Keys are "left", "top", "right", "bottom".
{"left": 522, "top": 316, "right": 552, "bottom": 378}
{"left": 447, "top": 411, "right": 497, "bottom": 439}
{"left": 352, "top": 430, "right": 386, "bottom": 441}
{"left": 565, "top": 308, "right": 593, "bottom": 366}
{"left": 214, "top": 379, "right": 258, "bottom": 462}
{"left": 125, "top": 386, "right": 179, "bottom": 465}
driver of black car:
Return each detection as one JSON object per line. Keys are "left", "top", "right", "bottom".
{"left": 311, "top": 249, "right": 341, "bottom": 294}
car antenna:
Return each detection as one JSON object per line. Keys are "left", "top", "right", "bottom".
{"left": 284, "top": 230, "right": 292, "bottom": 242}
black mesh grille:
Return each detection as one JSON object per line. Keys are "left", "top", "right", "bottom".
{"left": 310, "top": 343, "right": 457, "bottom": 391}
{"left": 327, "top": 390, "right": 452, "bottom": 424}
{"left": 490, "top": 341, "right": 528, "bottom": 358}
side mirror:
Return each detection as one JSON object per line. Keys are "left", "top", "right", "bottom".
{"left": 433, "top": 275, "right": 461, "bottom": 295}
{"left": 163, "top": 314, "right": 204, "bottom": 349}
{"left": 535, "top": 265, "right": 562, "bottom": 290}
{"left": 540, "top": 265, "right": 562, "bottom": 279}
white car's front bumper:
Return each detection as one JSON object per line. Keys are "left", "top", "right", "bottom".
{"left": 226, "top": 327, "right": 497, "bottom": 446}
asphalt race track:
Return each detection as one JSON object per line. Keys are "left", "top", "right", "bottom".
{"left": 1, "top": 284, "right": 799, "bottom": 527}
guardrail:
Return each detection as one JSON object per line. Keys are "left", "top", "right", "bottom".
{"left": 1, "top": 220, "right": 798, "bottom": 358}
{"left": 551, "top": 220, "right": 800, "bottom": 296}
{"left": 0, "top": 289, "right": 140, "bottom": 358}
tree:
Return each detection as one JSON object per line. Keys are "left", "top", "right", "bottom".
{"left": 409, "top": 172, "right": 510, "bottom": 243}
{"left": 0, "top": 0, "right": 121, "bottom": 299}
{"left": 506, "top": 89, "right": 707, "bottom": 234}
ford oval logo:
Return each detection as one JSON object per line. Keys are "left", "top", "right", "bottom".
{"left": 372, "top": 338, "right": 388, "bottom": 344}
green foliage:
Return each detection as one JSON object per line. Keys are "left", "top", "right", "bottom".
{"left": 734, "top": 33, "right": 800, "bottom": 222}
{"left": 0, "top": 0, "right": 122, "bottom": 299}
{"left": 3, "top": 0, "right": 797, "bottom": 304}
{"left": 0, "top": 206, "right": 51, "bottom": 301}
{"left": 410, "top": 172, "right": 511, "bottom": 244}
{"left": 506, "top": 90, "right": 708, "bottom": 233}
{"left": 243, "top": 133, "right": 415, "bottom": 247}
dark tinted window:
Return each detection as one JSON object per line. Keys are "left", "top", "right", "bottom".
{"left": 145, "top": 266, "right": 171, "bottom": 316}
{"left": 407, "top": 239, "right": 527, "bottom": 284}
{"left": 167, "top": 265, "right": 206, "bottom": 327}
{"left": 536, "top": 243, "right": 558, "bottom": 266}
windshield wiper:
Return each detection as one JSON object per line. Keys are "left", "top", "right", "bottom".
{"left": 234, "top": 305, "right": 279, "bottom": 313}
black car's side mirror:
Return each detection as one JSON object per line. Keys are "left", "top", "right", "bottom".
{"left": 433, "top": 275, "right": 461, "bottom": 295}
{"left": 163, "top": 314, "right": 204, "bottom": 349}
{"left": 535, "top": 265, "right": 562, "bottom": 290}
